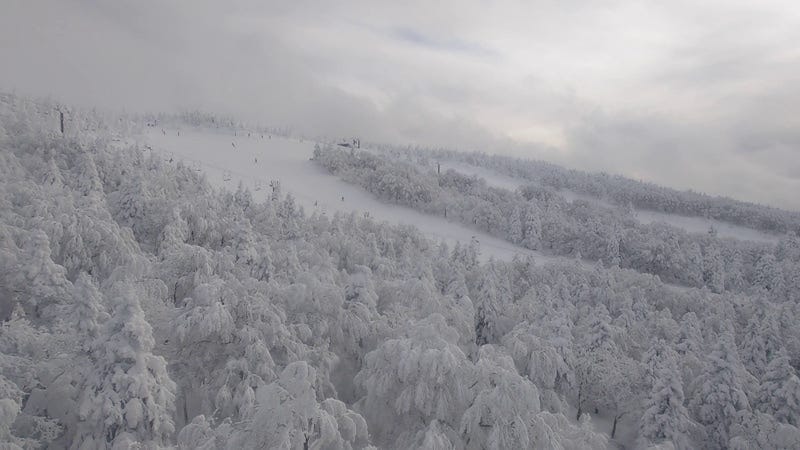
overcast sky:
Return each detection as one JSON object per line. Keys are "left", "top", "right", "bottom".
{"left": 2, "top": 0, "right": 799, "bottom": 209}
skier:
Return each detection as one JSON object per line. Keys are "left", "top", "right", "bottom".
{"left": 254, "top": 157, "right": 258, "bottom": 163}
{"left": 341, "top": 196, "right": 345, "bottom": 202}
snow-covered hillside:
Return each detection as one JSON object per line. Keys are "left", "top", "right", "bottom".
{"left": 143, "top": 128, "right": 561, "bottom": 263}
{"left": 4, "top": 97, "right": 800, "bottom": 450}
{"left": 416, "top": 158, "right": 782, "bottom": 244}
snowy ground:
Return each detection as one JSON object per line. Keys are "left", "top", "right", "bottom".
{"left": 140, "top": 128, "right": 564, "bottom": 263}
{"left": 423, "top": 159, "right": 782, "bottom": 244}
{"left": 633, "top": 209, "right": 780, "bottom": 243}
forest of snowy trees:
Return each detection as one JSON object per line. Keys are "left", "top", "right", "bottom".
{"left": 2, "top": 94, "right": 800, "bottom": 449}
{"left": 313, "top": 145, "right": 800, "bottom": 301}
{"left": 370, "top": 145, "right": 800, "bottom": 236}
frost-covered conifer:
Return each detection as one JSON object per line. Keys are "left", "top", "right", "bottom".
{"left": 74, "top": 153, "right": 104, "bottom": 197}
{"left": 741, "top": 310, "right": 782, "bottom": 379}
{"left": 41, "top": 158, "right": 64, "bottom": 188}
{"left": 73, "top": 285, "right": 176, "bottom": 449}
{"left": 755, "top": 351, "right": 800, "bottom": 426}
{"left": 684, "top": 242, "right": 705, "bottom": 287}
{"left": 67, "top": 272, "right": 108, "bottom": 348}
{"left": 639, "top": 345, "right": 693, "bottom": 449}
{"left": 507, "top": 205, "right": 524, "bottom": 244}
{"left": 0, "top": 374, "right": 25, "bottom": 448}
{"left": 702, "top": 244, "right": 725, "bottom": 293}
{"left": 18, "top": 230, "right": 70, "bottom": 319}
{"left": 728, "top": 410, "right": 800, "bottom": 449}
{"left": 473, "top": 259, "right": 512, "bottom": 346}
{"left": 689, "top": 331, "right": 751, "bottom": 448}
{"left": 754, "top": 252, "right": 782, "bottom": 292}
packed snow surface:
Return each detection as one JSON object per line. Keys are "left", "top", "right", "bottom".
{"left": 142, "top": 128, "right": 561, "bottom": 263}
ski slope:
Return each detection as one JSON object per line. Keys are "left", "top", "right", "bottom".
{"left": 140, "top": 128, "right": 562, "bottom": 263}
{"left": 436, "top": 160, "right": 525, "bottom": 191}
{"left": 633, "top": 210, "right": 780, "bottom": 243}
{"left": 427, "top": 159, "right": 781, "bottom": 244}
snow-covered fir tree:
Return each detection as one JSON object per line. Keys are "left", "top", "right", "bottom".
{"left": 638, "top": 344, "right": 694, "bottom": 449}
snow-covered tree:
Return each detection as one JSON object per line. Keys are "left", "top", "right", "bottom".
{"left": 502, "top": 321, "right": 574, "bottom": 413}
{"left": 176, "top": 415, "right": 232, "bottom": 450}
{"left": 755, "top": 351, "right": 800, "bottom": 426}
{"left": 74, "top": 153, "right": 104, "bottom": 197}
{"left": 66, "top": 272, "right": 109, "bottom": 350}
{"left": 73, "top": 284, "right": 176, "bottom": 449}
{"left": 521, "top": 204, "right": 543, "bottom": 250}
{"left": 507, "top": 205, "right": 524, "bottom": 244}
{"left": 575, "top": 304, "right": 625, "bottom": 421}
{"left": 460, "top": 346, "right": 539, "bottom": 449}
{"left": 740, "top": 309, "right": 783, "bottom": 379}
{"left": 754, "top": 252, "right": 783, "bottom": 293}
{"left": 461, "top": 345, "right": 606, "bottom": 449}
{"left": 639, "top": 345, "right": 694, "bottom": 449}
{"left": 702, "top": 244, "right": 725, "bottom": 294}
{"left": 0, "top": 374, "right": 26, "bottom": 449}
{"left": 473, "top": 259, "right": 512, "bottom": 346}
{"left": 689, "top": 331, "right": 751, "bottom": 448}
{"left": 354, "top": 315, "right": 470, "bottom": 447}
{"left": 41, "top": 157, "right": 64, "bottom": 188}
{"left": 728, "top": 410, "right": 800, "bottom": 449}
{"left": 231, "top": 362, "right": 371, "bottom": 450}
{"left": 684, "top": 242, "right": 705, "bottom": 287}
{"left": 15, "top": 230, "right": 71, "bottom": 319}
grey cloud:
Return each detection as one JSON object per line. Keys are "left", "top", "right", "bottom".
{"left": 558, "top": 109, "right": 800, "bottom": 209}
{"left": 389, "top": 27, "right": 500, "bottom": 59}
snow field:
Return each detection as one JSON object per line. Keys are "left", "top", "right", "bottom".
{"left": 143, "top": 128, "right": 561, "bottom": 263}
